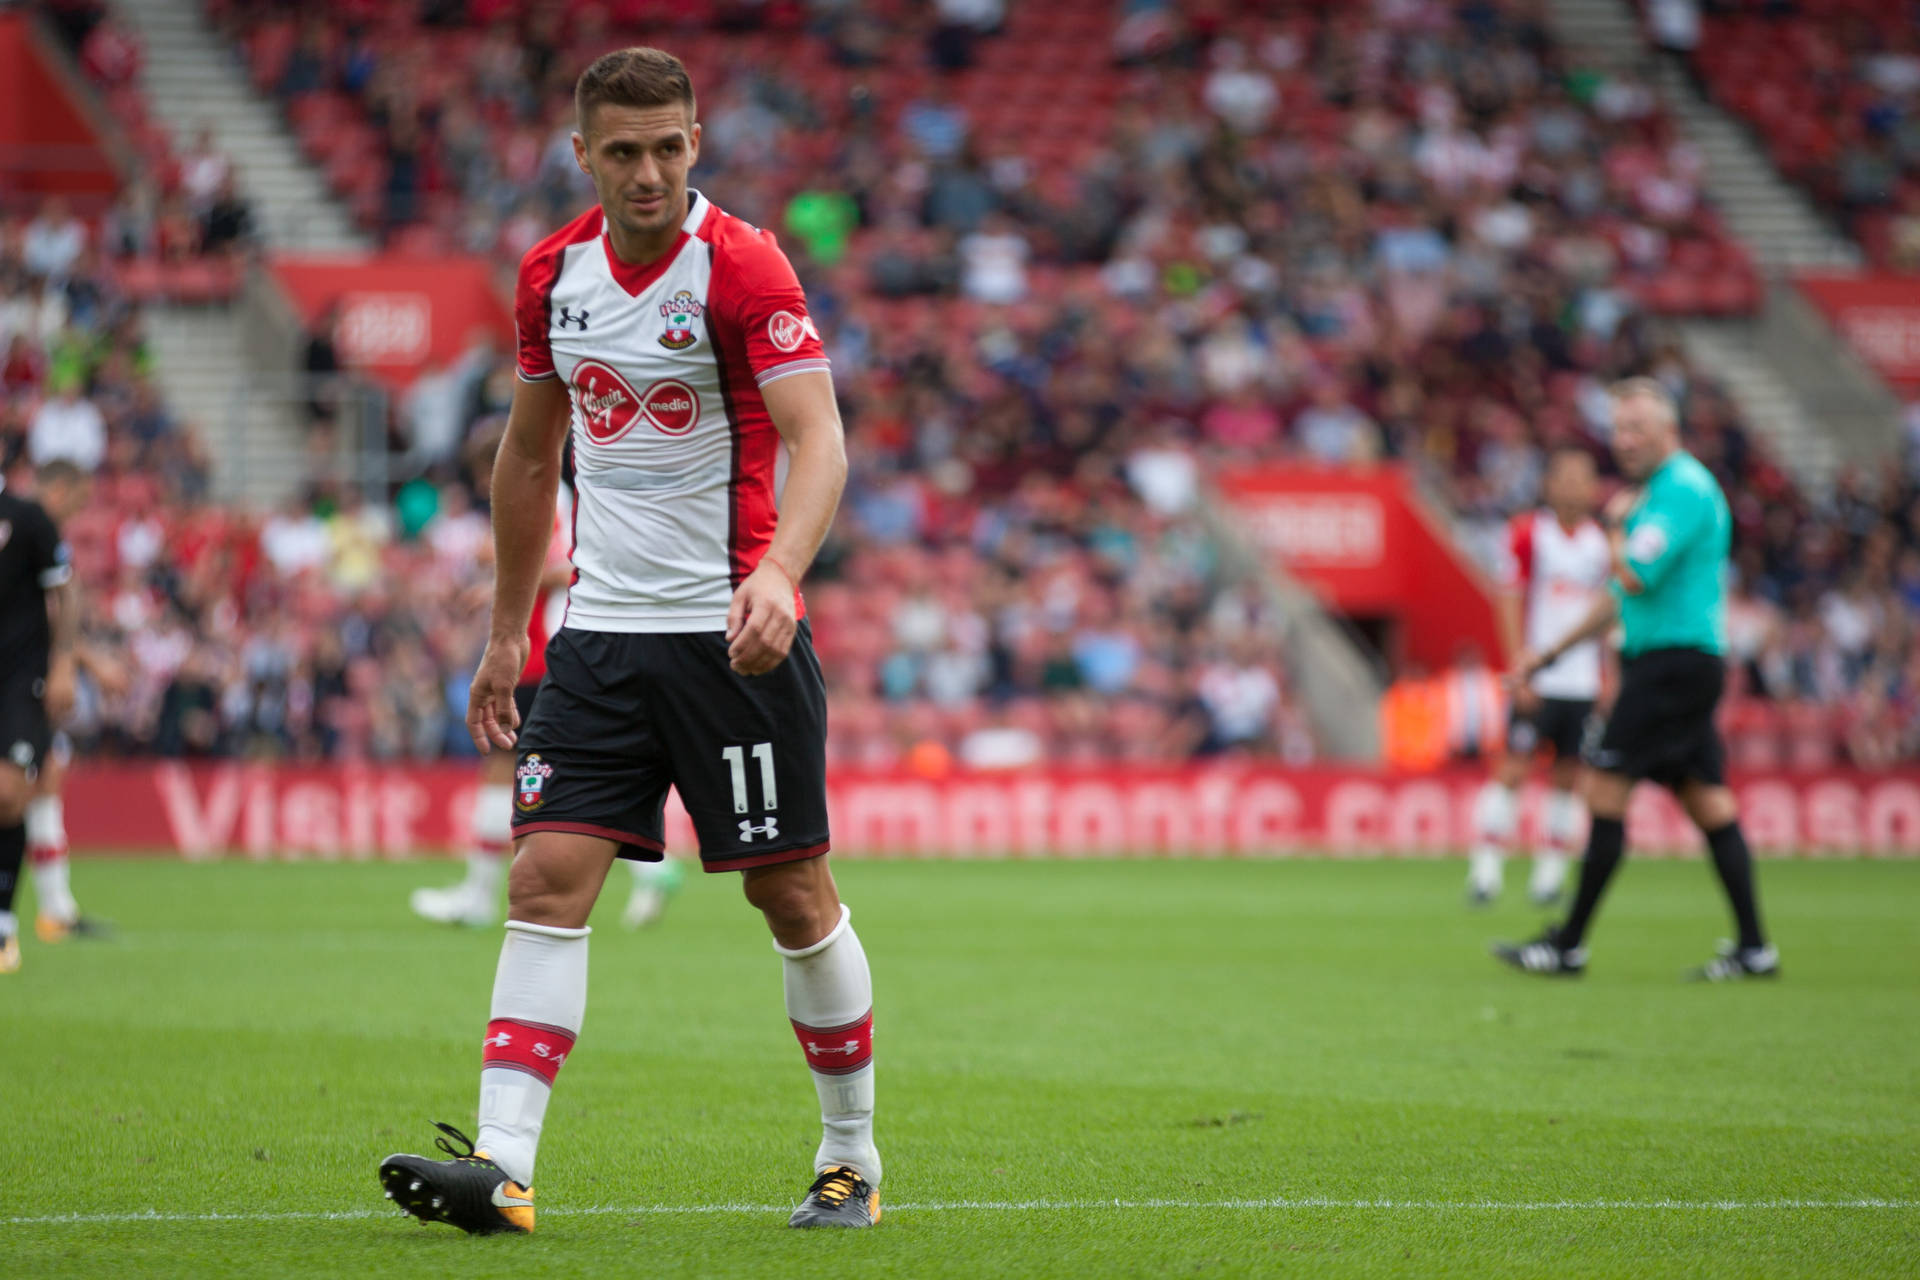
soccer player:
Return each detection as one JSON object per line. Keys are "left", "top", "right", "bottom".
{"left": 1494, "top": 379, "right": 1776, "bottom": 981}
{"left": 379, "top": 48, "right": 876, "bottom": 1231}
{"left": 1467, "top": 446, "right": 1609, "bottom": 906}
{"left": 408, "top": 458, "right": 683, "bottom": 930}
{"left": 0, "top": 456, "right": 84, "bottom": 974}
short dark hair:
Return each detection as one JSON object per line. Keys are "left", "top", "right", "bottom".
{"left": 575, "top": 47, "right": 695, "bottom": 130}
{"left": 36, "top": 458, "right": 85, "bottom": 489}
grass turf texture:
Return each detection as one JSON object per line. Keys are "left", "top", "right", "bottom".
{"left": 1, "top": 857, "right": 1915, "bottom": 1278}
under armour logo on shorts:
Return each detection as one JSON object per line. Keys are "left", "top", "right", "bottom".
{"left": 739, "top": 816, "right": 780, "bottom": 843}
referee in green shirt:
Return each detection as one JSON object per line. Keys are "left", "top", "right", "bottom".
{"left": 1494, "top": 378, "right": 1777, "bottom": 981}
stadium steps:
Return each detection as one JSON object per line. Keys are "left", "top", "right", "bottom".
{"left": 1675, "top": 323, "right": 1843, "bottom": 496}
{"left": 144, "top": 305, "right": 311, "bottom": 503}
{"left": 111, "top": 0, "right": 368, "bottom": 254}
{"left": 1545, "top": 0, "right": 1858, "bottom": 273}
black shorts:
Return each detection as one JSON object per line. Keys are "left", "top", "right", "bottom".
{"left": 0, "top": 669, "right": 51, "bottom": 780}
{"left": 1585, "top": 648, "right": 1726, "bottom": 788}
{"left": 510, "top": 623, "right": 830, "bottom": 872}
{"left": 1506, "top": 696, "right": 1595, "bottom": 761}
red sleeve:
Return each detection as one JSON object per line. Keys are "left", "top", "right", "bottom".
{"left": 514, "top": 240, "right": 563, "bottom": 381}
{"left": 709, "top": 224, "right": 830, "bottom": 388}
{"left": 1503, "top": 513, "right": 1533, "bottom": 591}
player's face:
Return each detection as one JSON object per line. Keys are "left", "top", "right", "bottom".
{"left": 1610, "top": 394, "right": 1675, "bottom": 481}
{"left": 1544, "top": 451, "right": 1595, "bottom": 517}
{"left": 574, "top": 102, "right": 700, "bottom": 243}
{"left": 41, "top": 475, "right": 90, "bottom": 523}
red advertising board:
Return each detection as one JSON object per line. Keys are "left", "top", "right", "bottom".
{"left": 1796, "top": 273, "right": 1920, "bottom": 393}
{"left": 62, "top": 762, "right": 1920, "bottom": 860}
{"left": 1214, "top": 464, "right": 1503, "bottom": 668}
{"left": 269, "top": 255, "right": 513, "bottom": 390}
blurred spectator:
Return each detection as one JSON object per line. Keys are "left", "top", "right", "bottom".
{"left": 24, "top": 199, "right": 86, "bottom": 282}
{"left": 29, "top": 377, "right": 106, "bottom": 472}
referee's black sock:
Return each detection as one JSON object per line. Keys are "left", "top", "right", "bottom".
{"left": 1558, "top": 815, "right": 1626, "bottom": 950}
{"left": 0, "top": 820, "right": 24, "bottom": 933}
{"left": 1703, "top": 821, "right": 1767, "bottom": 951}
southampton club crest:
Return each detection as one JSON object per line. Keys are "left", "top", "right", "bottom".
{"left": 658, "top": 289, "right": 705, "bottom": 350}
{"left": 516, "top": 754, "right": 554, "bottom": 811}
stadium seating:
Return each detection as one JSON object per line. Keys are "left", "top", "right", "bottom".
{"left": 1677, "top": 0, "right": 1920, "bottom": 269}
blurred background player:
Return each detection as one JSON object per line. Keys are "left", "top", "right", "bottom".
{"left": 0, "top": 454, "right": 85, "bottom": 974}
{"left": 1497, "top": 380, "right": 1775, "bottom": 981}
{"left": 410, "top": 435, "right": 681, "bottom": 929}
{"left": 1468, "top": 446, "right": 1611, "bottom": 906}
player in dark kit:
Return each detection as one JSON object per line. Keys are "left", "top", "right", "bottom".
{"left": 378, "top": 48, "right": 877, "bottom": 1233}
{"left": 0, "top": 456, "right": 88, "bottom": 975}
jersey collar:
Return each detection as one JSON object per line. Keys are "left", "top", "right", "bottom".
{"left": 599, "top": 190, "right": 709, "bottom": 297}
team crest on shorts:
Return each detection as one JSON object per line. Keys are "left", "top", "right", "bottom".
{"left": 516, "top": 754, "right": 554, "bottom": 811}
{"left": 658, "top": 290, "right": 704, "bottom": 350}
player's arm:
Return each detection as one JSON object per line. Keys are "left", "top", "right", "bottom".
{"left": 469, "top": 375, "right": 570, "bottom": 751}
{"left": 727, "top": 370, "right": 847, "bottom": 676}
{"left": 33, "top": 505, "right": 78, "bottom": 721}
{"left": 43, "top": 581, "right": 78, "bottom": 721}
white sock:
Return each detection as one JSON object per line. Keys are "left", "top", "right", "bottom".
{"left": 1533, "top": 788, "right": 1585, "bottom": 893}
{"left": 476, "top": 920, "right": 589, "bottom": 1186}
{"left": 0, "top": 910, "right": 15, "bottom": 939}
{"left": 630, "top": 858, "right": 674, "bottom": 888}
{"left": 27, "top": 796, "right": 76, "bottom": 921}
{"left": 1468, "top": 781, "right": 1517, "bottom": 893}
{"left": 776, "top": 904, "right": 879, "bottom": 1185}
{"left": 465, "top": 784, "right": 514, "bottom": 897}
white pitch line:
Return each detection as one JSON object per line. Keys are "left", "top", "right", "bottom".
{"left": 6, "top": 1197, "right": 1914, "bottom": 1226}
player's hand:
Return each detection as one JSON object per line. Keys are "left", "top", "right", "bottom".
{"left": 1504, "top": 650, "right": 1546, "bottom": 693}
{"left": 467, "top": 636, "right": 530, "bottom": 753}
{"left": 1511, "top": 683, "right": 1542, "bottom": 715}
{"left": 726, "top": 559, "right": 798, "bottom": 677}
{"left": 1603, "top": 486, "right": 1640, "bottom": 528}
{"left": 43, "top": 654, "right": 77, "bottom": 723}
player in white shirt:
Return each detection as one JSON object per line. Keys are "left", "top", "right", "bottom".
{"left": 1469, "top": 446, "right": 1611, "bottom": 905}
{"left": 379, "top": 48, "right": 877, "bottom": 1234}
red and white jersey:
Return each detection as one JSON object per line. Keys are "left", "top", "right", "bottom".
{"left": 1501, "top": 509, "right": 1610, "bottom": 700}
{"left": 521, "top": 488, "right": 575, "bottom": 684}
{"left": 516, "top": 191, "right": 825, "bottom": 632}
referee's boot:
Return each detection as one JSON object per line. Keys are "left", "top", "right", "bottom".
{"left": 1492, "top": 925, "right": 1587, "bottom": 976}
{"left": 1686, "top": 940, "right": 1780, "bottom": 982}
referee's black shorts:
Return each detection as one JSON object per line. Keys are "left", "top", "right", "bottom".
{"left": 1584, "top": 647, "right": 1726, "bottom": 789}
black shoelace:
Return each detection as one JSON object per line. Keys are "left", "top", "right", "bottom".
{"left": 432, "top": 1122, "right": 487, "bottom": 1163}
{"left": 807, "top": 1167, "right": 869, "bottom": 1207}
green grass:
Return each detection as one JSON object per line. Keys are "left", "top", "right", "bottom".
{"left": 2, "top": 856, "right": 1916, "bottom": 1278}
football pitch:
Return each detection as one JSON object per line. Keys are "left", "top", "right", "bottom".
{"left": 2, "top": 856, "right": 1915, "bottom": 1278}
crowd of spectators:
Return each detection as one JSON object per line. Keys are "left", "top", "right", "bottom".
{"left": 12, "top": 0, "right": 1920, "bottom": 768}
{"left": 34, "top": 1, "right": 259, "bottom": 269}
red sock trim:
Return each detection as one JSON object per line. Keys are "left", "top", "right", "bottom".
{"left": 482, "top": 1018, "right": 577, "bottom": 1084}
{"left": 471, "top": 838, "right": 511, "bottom": 858}
{"left": 28, "top": 844, "right": 65, "bottom": 867}
{"left": 792, "top": 1008, "right": 873, "bottom": 1076}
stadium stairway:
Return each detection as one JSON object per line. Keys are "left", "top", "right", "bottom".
{"left": 1546, "top": 0, "right": 1896, "bottom": 495}
{"left": 109, "top": 0, "right": 369, "bottom": 503}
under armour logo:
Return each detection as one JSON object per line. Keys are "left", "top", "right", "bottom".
{"left": 555, "top": 306, "right": 590, "bottom": 331}
{"left": 739, "top": 816, "right": 780, "bottom": 843}
{"left": 806, "top": 1040, "right": 862, "bottom": 1058}
{"left": 484, "top": 1031, "right": 512, "bottom": 1049}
